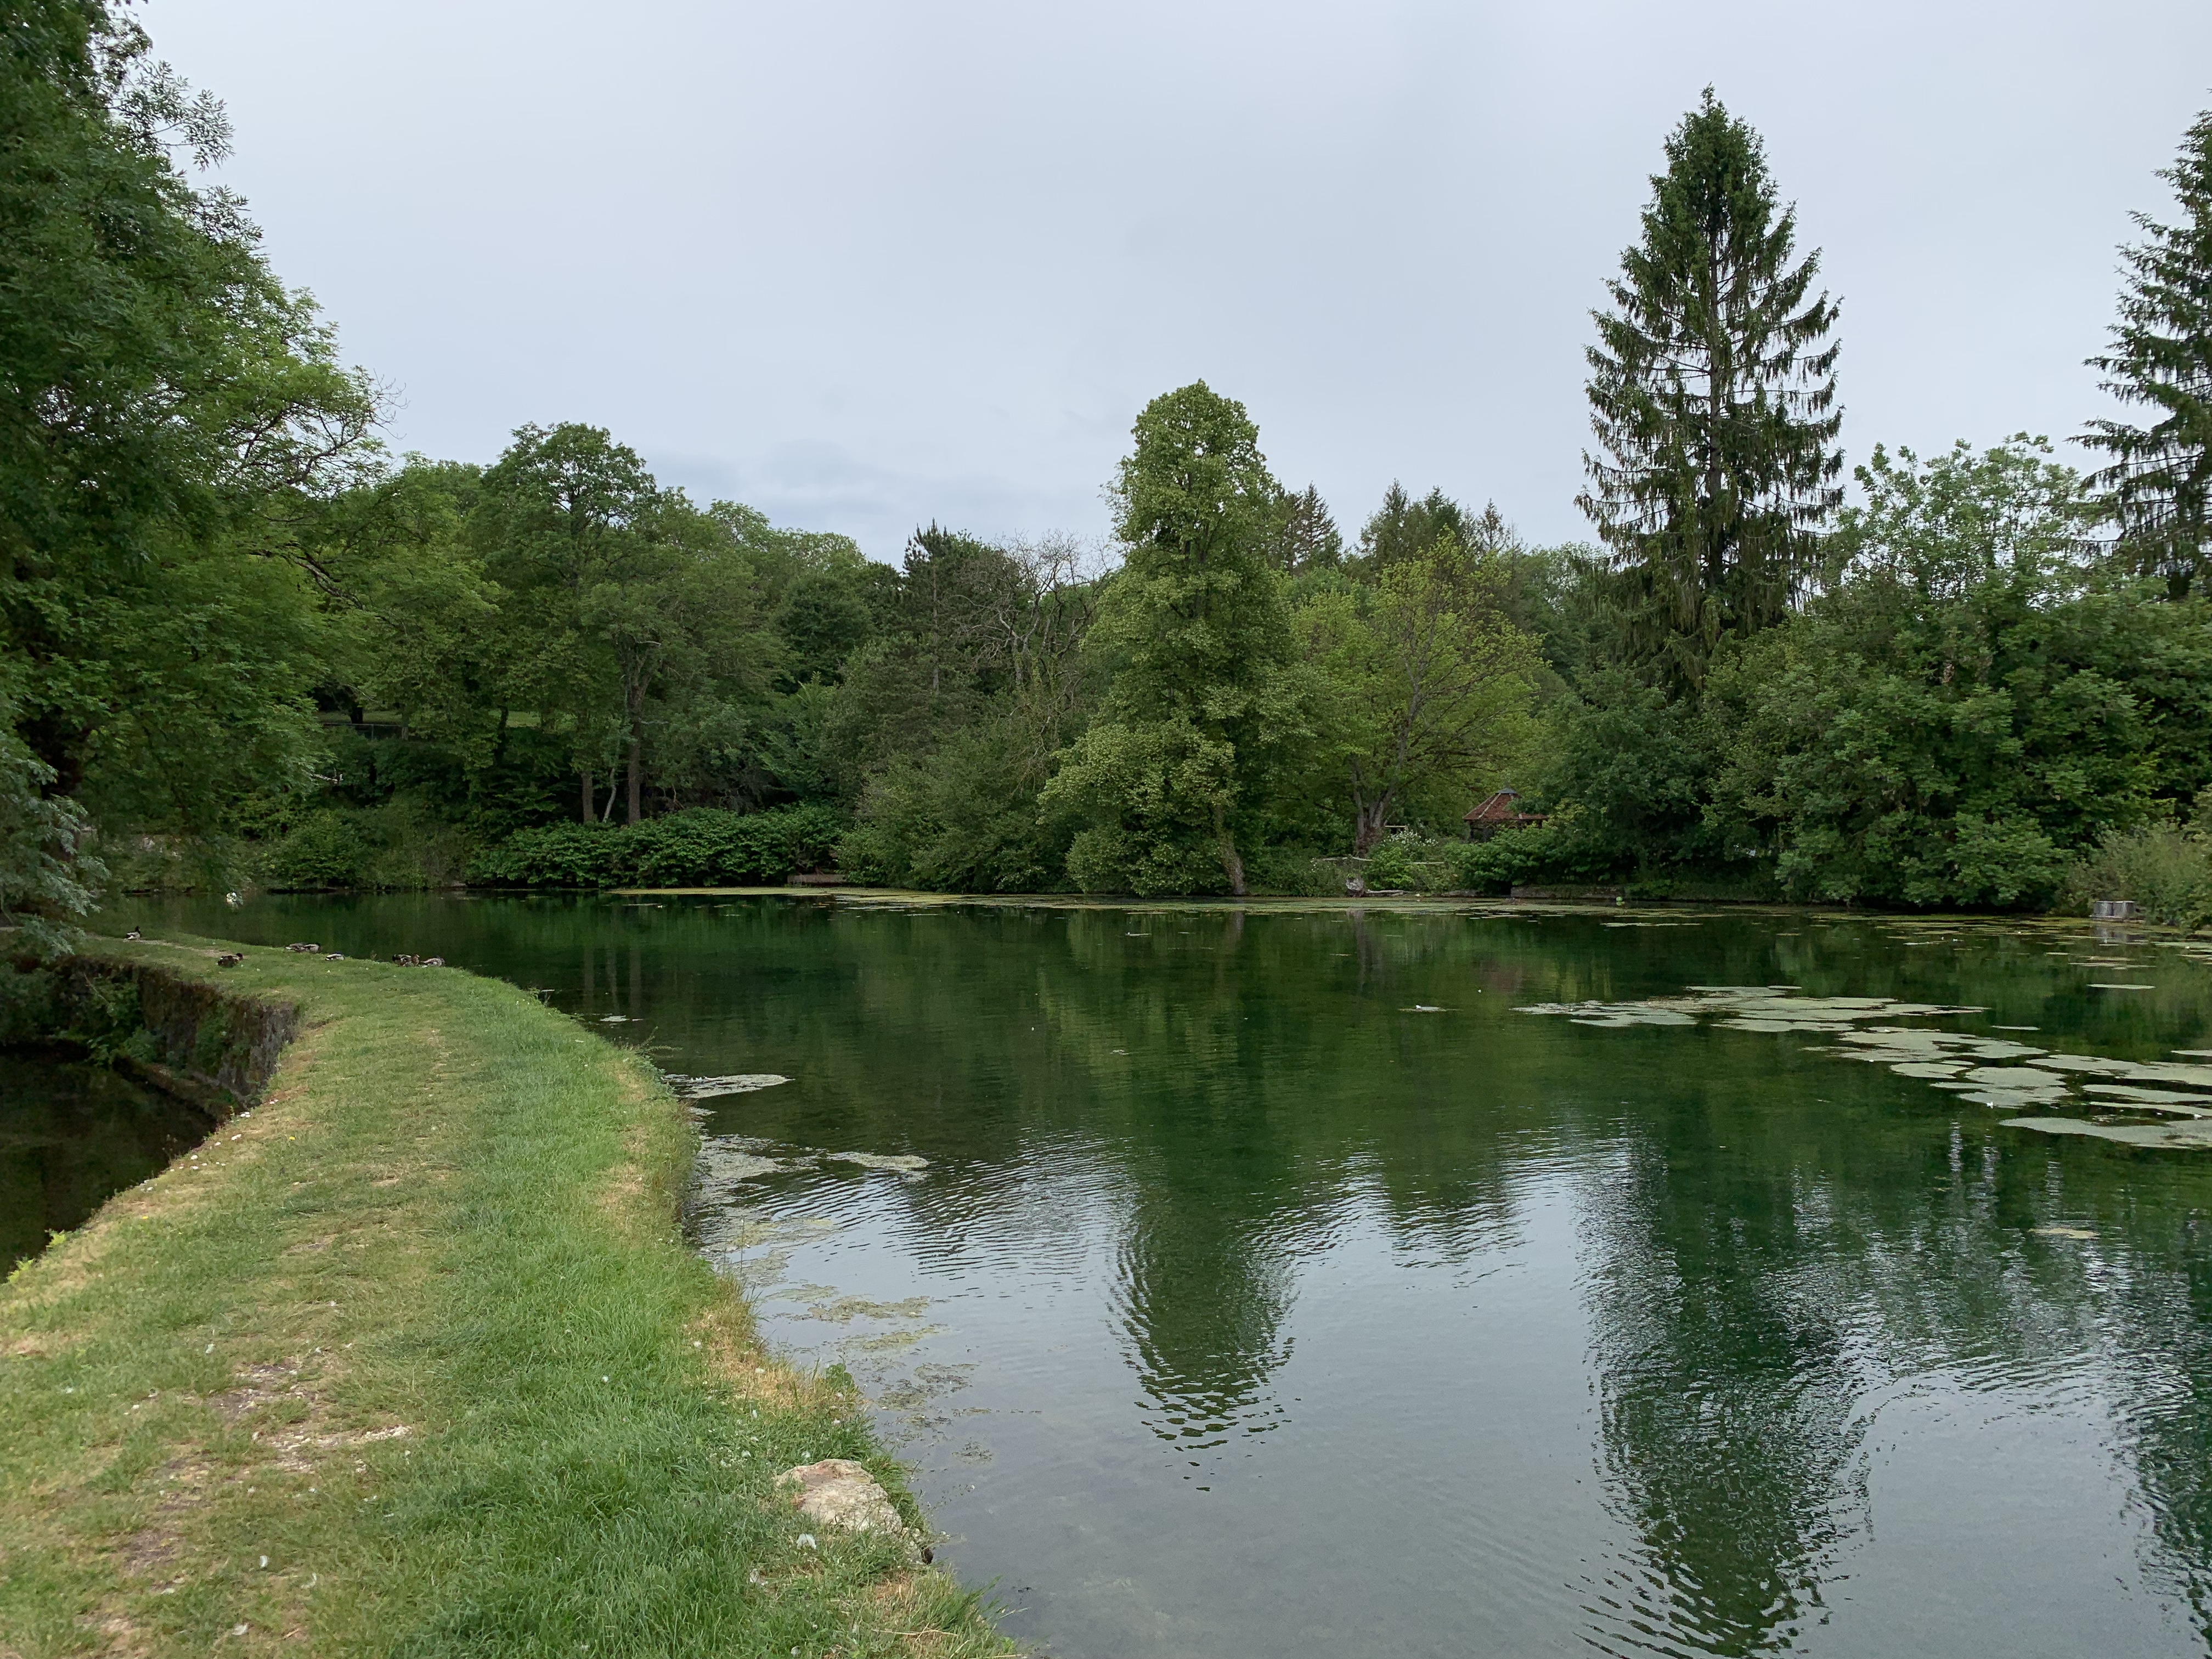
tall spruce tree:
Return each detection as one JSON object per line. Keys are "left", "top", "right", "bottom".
{"left": 1578, "top": 89, "right": 1841, "bottom": 689}
{"left": 2084, "top": 108, "right": 2212, "bottom": 600}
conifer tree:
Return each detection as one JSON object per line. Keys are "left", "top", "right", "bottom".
{"left": 1578, "top": 90, "right": 1841, "bottom": 689}
{"left": 1358, "top": 483, "right": 1467, "bottom": 569}
{"left": 2085, "top": 108, "right": 2212, "bottom": 600}
{"left": 1266, "top": 484, "right": 1342, "bottom": 572}
{"left": 1042, "top": 382, "right": 1305, "bottom": 895}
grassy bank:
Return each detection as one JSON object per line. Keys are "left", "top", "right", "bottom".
{"left": 0, "top": 938, "right": 1008, "bottom": 1658}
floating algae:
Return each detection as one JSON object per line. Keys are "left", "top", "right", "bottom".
{"left": 698, "top": 1137, "right": 817, "bottom": 1184}
{"left": 828, "top": 1152, "right": 931, "bottom": 1174}
{"left": 2003, "top": 1117, "right": 2212, "bottom": 1150}
{"left": 669, "top": 1073, "right": 792, "bottom": 1101}
{"left": 803, "top": 1295, "right": 933, "bottom": 1323}
{"left": 1959, "top": 1066, "right": 2072, "bottom": 1088}
{"left": 1518, "top": 983, "right": 2212, "bottom": 1153}
{"left": 2079, "top": 1085, "right": 2212, "bottom": 1114}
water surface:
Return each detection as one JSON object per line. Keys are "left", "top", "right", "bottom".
{"left": 142, "top": 893, "right": 2212, "bottom": 1657}
{"left": 2, "top": 1047, "right": 212, "bottom": 1272}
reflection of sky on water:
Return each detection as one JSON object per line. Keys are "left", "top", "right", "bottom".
{"left": 143, "top": 893, "right": 2212, "bottom": 1657}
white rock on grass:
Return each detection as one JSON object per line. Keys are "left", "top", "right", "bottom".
{"left": 777, "top": 1458, "right": 907, "bottom": 1537}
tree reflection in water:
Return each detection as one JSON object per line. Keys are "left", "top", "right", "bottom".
{"left": 137, "top": 890, "right": 2212, "bottom": 1657}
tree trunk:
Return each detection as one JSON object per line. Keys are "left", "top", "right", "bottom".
{"left": 1351, "top": 796, "right": 1393, "bottom": 856}
{"left": 1214, "top": 804, "right": 1246, "bottom": 898}
{"left": 580, "top": 769, "right": 594, "bottom": 823}
{"left": 625, "top": 676, "right": 646, "bottom": 825}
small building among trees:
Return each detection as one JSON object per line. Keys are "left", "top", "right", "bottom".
{"left": 1464, "top": 789, "right": 1545, "bottom": 840}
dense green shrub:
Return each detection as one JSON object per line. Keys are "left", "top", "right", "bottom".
{"left": 1244, "top": 848, "right": 1345, "bottom": 897}
{"left": 466, "top": 805, "right": 845, "bottom": 889}
{"left": 262, "top": 811, "right": 376, "bottom": 888}
{"left": 257, "top": 803, "right": 470, "bottom": 891}
{"left": 2064, "top": 804, "right": 2212, "bottom": 930}
{"left": 1357, "top": 833, "right": 1436, "bottom": 891}
{"left": 839, "top": 720, "right": 1075, "bottom": 893}
{"left": 1437, "top": 821, "right": 1567, "bottom": 893}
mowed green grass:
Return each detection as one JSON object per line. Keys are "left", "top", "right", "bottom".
{"left": 0, "top": 937, "right": 1008, "bottom": 1658}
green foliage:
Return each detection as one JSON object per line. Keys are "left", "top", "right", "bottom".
{"left": 1359, "top": 832, "right": 1432, "bottom": 890}
{"left": 2085, "top": 105, "right": 2212, "bottom": 600}
{"left": 1579, "top": 88, "right": 1842, "bottom": 690}
{"left": 2064, "top": 806, "right": 2212, "bottom": 931}
{"left": 0, "top": 724, "right": 99, "bottom": 951}
{"left": 467, "top": 805, "right": 845, "bottom": 889}
{"left": 840, "top": 718, "right": 1076, "bottom": 892}
{"left": 1241, "top": 847, "right": 1345, "bottom": 896}
{"left": 12, "top": 32, "right": 2205, "bottom": 919}
{"left": 1827, "top": 437, "right": 2098, "bottom": 588}
{"left": 256, "top": 800, "right": 468, "bottom": 891}
{"left": 1266, "top": 484, "right": 1343, "bottom": 572}
{"left": 1045, "top": 382, "right": 1312, "bottom": 894}
{"left": 1441, "top": 819, "right": 1575, "bottom": 894}
{"left": 1699, "top": 441, "right": 2209, "bottom": 908}
{"left": 1545, "top": 666, "right": 1720, "bottom": 873}
{"left": 260, "top": 809, "right": 373, "bottom": 888}
{"left": 1299, "top": 531, "right": 1542, "bottom": 851}
{"left": 0, "top": 3, "right": 378, "bottom": 926}
{"left": 1056, "top": 719, "right": 1243, "bottom": 896}
{"left": 56, "top": 972, "right": 155, "bottom": 1065}
{"left": 1357, "top": 484, "right": 1468, "bottom": 571}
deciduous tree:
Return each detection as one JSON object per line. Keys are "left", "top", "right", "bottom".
{"left": 1299, "top": 537, "right": 1541, "bottom": 852}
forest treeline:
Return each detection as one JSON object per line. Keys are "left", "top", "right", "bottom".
{"left": 5, "top": 4, "right": 2211, "bottom": 932}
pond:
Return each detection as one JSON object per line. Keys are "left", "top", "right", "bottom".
{"left": 136, "top": 892, "right": 2212, "bottom": 1657}
{"left": 2, "top": 1046, "right": 215, "bottom": 1274}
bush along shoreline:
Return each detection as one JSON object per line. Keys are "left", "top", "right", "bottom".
{"left": 461, "top": 804, "right": 847, "bottom": 890}
{"left": 0, "top": 935, "right": 1009, "bottom": 1658}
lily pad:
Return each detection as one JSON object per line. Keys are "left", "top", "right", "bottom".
{"left": 2078, "top": 1085, "right": 2212, "bottom": 1115}
{"left": 2004, "top": 1116, "right": 2212, "bottom": 1150}
{"left": 1961, "top": 1066, "right": 2070, "bottom": 1088}
{"left": 2028, "top": 1053, "right": 2139, "bottom": 1076}
{"left": 1956, "top": 1090, "right": 2072, "bottom": 1110}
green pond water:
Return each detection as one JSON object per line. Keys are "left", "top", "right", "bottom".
{"left": 2, "top": 1048, "right": 212, "bottom": 1274}
{"left": 134, "top": 893, "right": 2212, "bottom": 1657}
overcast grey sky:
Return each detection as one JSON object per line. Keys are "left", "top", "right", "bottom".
{"left": 149, "top": 0, "right": 2210, "bottom": 560}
